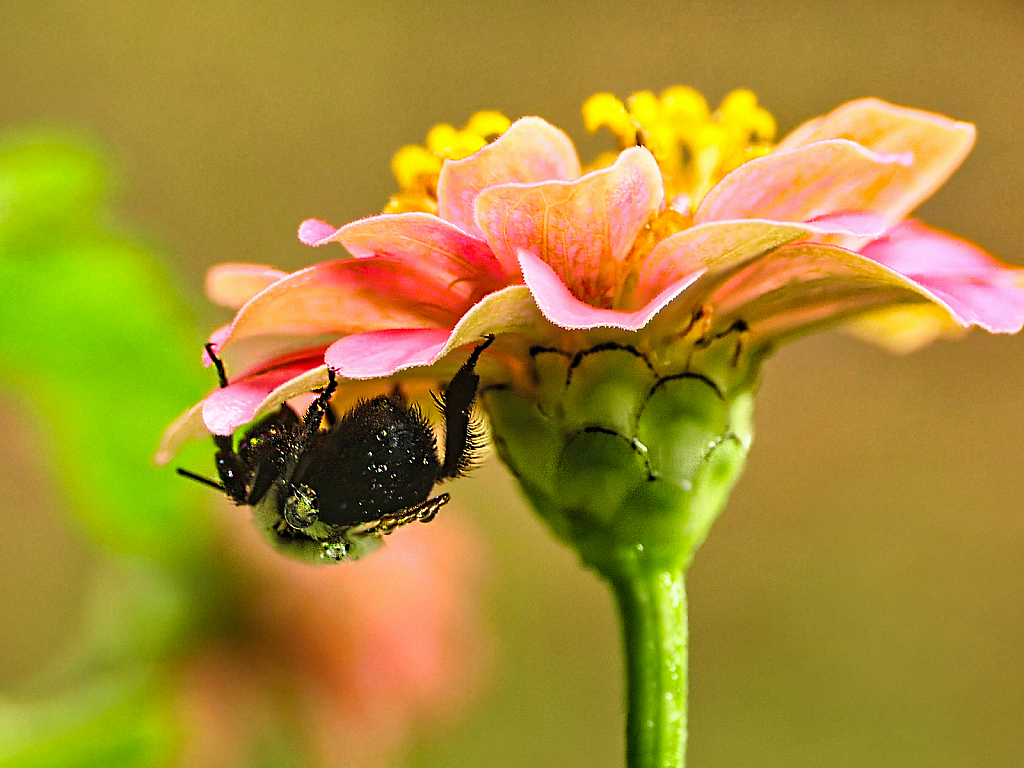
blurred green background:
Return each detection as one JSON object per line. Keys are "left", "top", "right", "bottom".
{"left": 2, "top": 0, "right": 1024, "bottom": 766}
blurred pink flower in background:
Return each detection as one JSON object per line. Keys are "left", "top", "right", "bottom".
{"left": 157, "top": 93, "right": 1024, "bottom": 464}
{"left": 173, "top": 510, "right": 488, "bottom": 768}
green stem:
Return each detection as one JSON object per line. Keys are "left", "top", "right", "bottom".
{"left": 608, "top": 567, "right": 688, "bottom": 768}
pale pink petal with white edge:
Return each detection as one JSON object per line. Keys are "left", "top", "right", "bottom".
{"left": 437, "top": 117, "right": 582, "bottom": 239}
{"left": 475, "top": 147, "right": 664, "bottom": 300}
{"left": 859, "top": 220, "right": 1024, "bottom": 333}
{"left": 696, "top": 140, "right": 913, "bottom": 231}
{"left": 776, "top": 98, "right": 976, "bottom": 225}
{"left": 518, "top": 249, "right": 702, "bottom": 331}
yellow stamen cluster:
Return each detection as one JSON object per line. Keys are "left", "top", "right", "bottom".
{"left": 386, "top": 110, "right": 512, "bottom": 214}
{"left": 583, "top": 87, "right": 776, "bottom": 212}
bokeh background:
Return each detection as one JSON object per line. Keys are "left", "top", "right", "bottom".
{"left": 3, "top": 0, "right": 1024, "bottom": 766}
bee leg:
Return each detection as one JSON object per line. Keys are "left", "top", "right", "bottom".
{"left": 437, "top": 335, "right": 494, "bottom": 480}
{"left": 368, "top": 493, "right": 451, "bottom": 536}
{"left": 414, "top": 493, "right": 450, "bottom": 524}
{"left": 297, "top": 369, "right": 339, "bottom": 446}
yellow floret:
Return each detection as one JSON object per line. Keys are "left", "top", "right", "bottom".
{"left": 583, "top": 86, "right": 778, "bottom": 211}
{"left": 626, "top": 91, "right": 661, "bottom": 128}
{"left": 659, "top": 86, "right": 709, "bottom": 126}
{"left": 391, "top": 145, "right": 443, "bottom": 192}
{"left": 583, "top": 93, "right": 636, "bottom": 145}
{"left": 464, "top": 110, "right": 512, "bottom": 139}
{"left": 426, "top": 123, "right": 487, "bottom": 159}
{"left": 387, "top": 110, "right": 512, "bottom": 211}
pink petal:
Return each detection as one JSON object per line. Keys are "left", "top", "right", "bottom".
{"left": 709, "top": 242, "right": 940, "bottom": 341}
{"left": 634, "top": 220, "right": 817, "bottom": 309}
{"left": 332, "top": 212, "right": 507, "bottom": 287}
{"left": 519, "top": 249, "right": 701, "bottom": 331}
{"left": 803, "top": 211, "right": 889, "bottom": 239}
{"left": 327, "top": 285, "right": 548, "bottom": 378}
{"left": 203, "top": 333, "right": 337, "bottom": 386}
{"left": 475, "top": 147, "right": 664, "bottom": 300}
{"left": 205, "top": 263, "right": 289, "bottom": 309}
{"left": 326, "top": 328, "right": 452, "bottom": 379}
{"left": 203, "top": 325, "right": 231, "bottom": 365}
{"left": 203, "top": 355, "right": 326, "bottom": 435}
{"left": 776, "top": 98, "right": 976, "bottom": 224}
{"left": 299, "top": 218, "right": 340, "bottom": 246}
{"left": 215, "top": 256, "right": 474, "bottom": 355}
{"left": 436, "top": 117, "right": 582, "bottom": 239}
{"left": 859, "top": 221, "right": 1024, "bottom": 333}
{"left": 696, "top": 139, "right": 914, "bottom": 232}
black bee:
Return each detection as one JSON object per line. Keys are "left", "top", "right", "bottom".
{"left": 178, "top": 336, "right": 494, "bottom": 562}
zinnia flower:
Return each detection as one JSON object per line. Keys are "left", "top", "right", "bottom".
{"left": 157, "top": 90, "right": 1024, "bottom": 466}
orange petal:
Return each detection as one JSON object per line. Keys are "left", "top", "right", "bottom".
{"left": 775, "top": 98, "right": 975, "bottom": 224}
{"left": 843, "top": 304, "right": 967, "bottom": 354}
{"left": 475, "top": 147, "right": 664, "bottom": 302}
{"left": 437, "top": 117, "right": 582, "bottom": 239}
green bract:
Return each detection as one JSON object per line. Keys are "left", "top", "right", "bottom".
{"left": 483, "top": 325, "right": 758, "bottom": 579}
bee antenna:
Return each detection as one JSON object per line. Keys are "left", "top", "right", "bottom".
{"left": 177, "top": 467, "right": 227, "bottom": 492}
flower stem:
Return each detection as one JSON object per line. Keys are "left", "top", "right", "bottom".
{"left": 608, "top": 567, "right": 688, "bottom": 768}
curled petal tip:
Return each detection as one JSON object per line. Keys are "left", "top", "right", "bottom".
{"left": 518, "top": 249, "right": 699, "bottom": 331}
{"left": 299, "top": 218, "right": 339, "bottom": 246}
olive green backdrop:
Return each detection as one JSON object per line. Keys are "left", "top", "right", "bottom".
{"left": 3, "top": 1, "right": 1023, "bottom": 766}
